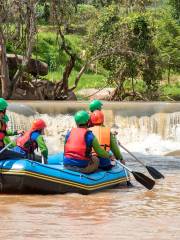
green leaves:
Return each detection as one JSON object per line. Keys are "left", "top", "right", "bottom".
{"left": 88, "top": 6, "right": 163, "bottom": 100}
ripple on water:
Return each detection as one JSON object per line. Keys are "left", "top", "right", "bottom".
{"left": 0, "top": 158, "right": 180, "bottom": 239}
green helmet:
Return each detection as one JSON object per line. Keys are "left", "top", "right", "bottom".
{"left": 0, "top": 98, "right": 8, "bottom": 111}
{"left": 89, "top": 99, "right": 103, "bottom": 112}
{"left": 74, "top": 110, "right": 90, "bottom": 125}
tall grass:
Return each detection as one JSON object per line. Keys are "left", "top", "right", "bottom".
{"left": 47, "top": 68, "right": 107, "bottom": 90}
{"left": 34, "top": 29, "right": 107, "bottom": 90}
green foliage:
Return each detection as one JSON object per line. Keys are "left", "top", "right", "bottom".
{"left": 92, "top": 0, "right": 113, "bottom": 8}
{"left": 161, "top": 80, "right": 180, "bottom": 100}
{"left": 47, "top": 67, "right": 107, "bottom": 89}
{"left": 4, "top": 0, "right": 180, "bottom": 101}
{"left": 88, "top": 6, "right": 162, "bottom": 100}
{"left": 36, "top": 1, "right": 50, "bottom": 24}
{"left": 168, "top": 0, "right": 180, "bottom": 22}
{"left": 71, "top": 4, "right": 98, "bottom": 34}
{"left": 32, "top": 31, "right": 83, "bottom": 71}
{"left": 130, "top": 15, "right": 151, "bottom": 52}
{"left": 33, "top": 32, "right": 60, "bottom": 71}
{"left": 153, "top": 8, "right": 180, "bottom": 73}
{"left": 44, "top": 3, "right": 50, "bottom": 23}
{"left": 76, "top": 4, "right": 98, "bottom": 22}
{"left": 88, "top": 4, "right": 120, "bottom": 59}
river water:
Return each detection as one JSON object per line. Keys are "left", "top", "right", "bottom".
{"left": 1, "top": 102, "right": 180, "bottom": 240}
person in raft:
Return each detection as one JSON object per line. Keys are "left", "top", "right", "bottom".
{"left": 12, "top": 119, "right": 48, "bottom": 164}
{"left": 0, "top": 98, "right": 25, "bottom": 160}
{"left": 88, "top": 99, "right": 103, "bottom": 127}
{"left": 89, "top": 110, "right": 125, "bottom": 170}
{"left": 63, "top": 110, "right": 115, "bottom": 173}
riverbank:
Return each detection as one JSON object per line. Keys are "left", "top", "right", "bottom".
{"left": 38, "top": 30, "right": 180, "bottom": 101}
{"left": 6, "top": 27, "right": 180, "bottom": 101}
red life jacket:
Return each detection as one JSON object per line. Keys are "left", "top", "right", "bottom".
{"left": 64, "top": 128, "right": 91, "bottom": 161}
{"left": 0, "top": 120, "right": 7, "bottom": 147}
{"left": 16, "top": 130, "right": 38, "bottom": 153}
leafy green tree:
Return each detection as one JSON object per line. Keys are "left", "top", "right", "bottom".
{"left": 168, "top": 0, "right": 180, "bottom": 22}
{"left": 131, "top": 15, "right": 162, "bottom": 99}
{"left": 153, "top": 8, "right": 180, "bottom": 82}
{"left": 88, "top": 5, "right": 162, "bottom": 100}
{"left": 44, "top": 3, "right": 50, "bottom": 23}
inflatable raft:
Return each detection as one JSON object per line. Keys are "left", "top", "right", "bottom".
{"left": 0, "top": 153, "right": 130, "bottom": 194}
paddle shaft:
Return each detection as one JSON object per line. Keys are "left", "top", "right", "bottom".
{"left": 117, "top": 160, "right": 155, "bottom": 190}
{"left": 41, "top": 155, "right": 48, "bottom": 164}
{"left": 118, "top": 140, "right": 164, "bottom": 179}
{"left": 117, "top": 160, "right": 133, "bottom": 173}
{"left": 42, "top": 155, "right": 45, "bottom": 164}
{"left": 118, "top": 141, "right": 146, "bottom": 167}
{"left": 0, "top": 134, "right": 22, "bottom": 154}
{"left": 0, "top": 142, "right": 13, "bottom": 154}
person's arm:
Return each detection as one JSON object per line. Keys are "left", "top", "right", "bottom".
{"left": 6, "top": 129, "right": 17, "bottom": 136}
{"left": 110, "top": 133, "right": 124, "bottom": 161}
{"left": 6, "top": 129, "right": 24, "bottom": 136}
{"left": 92, "top": 136, "right": 111, "bottom": 158}
{"left": 3, "top": 136, "right": 16, "bottom": 148}
{"left": 36, "top": 135, "right": 48, "bottom": 158}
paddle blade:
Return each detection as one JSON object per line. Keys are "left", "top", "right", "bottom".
{"left": 132, "top": 171, "right": 155, "bottom": 190}
{"left": 146, "top": 166, "right": 165, "bottom": 179}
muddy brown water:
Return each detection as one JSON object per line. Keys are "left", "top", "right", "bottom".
{"left": 0, "top": 159, "right": 179, "bottom": 240}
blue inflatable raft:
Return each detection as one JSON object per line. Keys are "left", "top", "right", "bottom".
{"left": 0, "top": 153, "right": 130, "bottom": 194}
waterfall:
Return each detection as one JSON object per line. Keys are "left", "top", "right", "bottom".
{"left": 114, "top": 112, "right": 180, "bottom": 141}
{"left": 6, "top": 102, "right": 180, "bottom": 156}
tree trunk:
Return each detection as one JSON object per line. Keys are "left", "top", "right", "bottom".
{"left": 131, "top": 75, "right": 135, "bottom": 96}
{"left": 54, "top": 55, "right": 76, "bottom": 99}
{"left": 62, "top": 55, "right": 76, "bottom": 95}
{"left": 11, "top": 1, "right": 36, "bottom": 96}
{"left": 0, "top": 30, "right": 11, "bottom": 98}
{"left": 168, "top": 64, "right": 171, "bottom": 85}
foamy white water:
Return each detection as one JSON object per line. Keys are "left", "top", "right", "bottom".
{"left": 6, "top": 111, "right": 180, "bottom": 156}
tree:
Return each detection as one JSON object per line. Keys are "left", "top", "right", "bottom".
{"left": 0, "top": 28, "right": 11, "bottom": 98}
{"left": 153, "top": 7, "right": 180, "bottom": 83}
{"left": 50, "top": 0, "right": 78, "bottom": 99}
{"left": 168, "top": 0, "right": 180, "bottom": 22}
{"left": 87, "top": 5, "right": 162, "bottom": 100}
{"left": 0, "top": 0, "right": 38, "bottom": 99}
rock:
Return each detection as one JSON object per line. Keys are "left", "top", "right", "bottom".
{"left": 10, "top": 78, "right": 77, "bottom": 101}
{"left": 11, "top": 87, "right": 40, "bottom": 100}
{"left": 164, "top": 150, "right": 180, "bottom": 157}
{"left": 30, "top": 79, "right": 55, "bottom": 100}
{"left": 77, "top": 88, "right": 115, "bottom": 100}
{"left": 7, "top": 54, "right": 48, "bottom": 76}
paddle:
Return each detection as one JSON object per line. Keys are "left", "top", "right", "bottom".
{"left": 0, "top": 142, "right": 14, "bottom": 154}
{"left": 0, "top": 134, "right": 22, "bottom": 154}
{"left": 41, "top": 155, "right": 47, "bottom": 164}
{"left": 118, "top": 141, "right": 164, "bottom": 179}
{"left": 118, "top": 161, "right": 155, "bottom": 190}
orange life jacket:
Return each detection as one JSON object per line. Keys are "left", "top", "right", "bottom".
{"left": 64, "top": 128, "right": 91, "bottom": 161}
{"left": 16, "top": 130, "right": 38, "bottom": 153}
{"left": 90, "top": 126, "right": 110, "bottom": 155}
{"left": 0, "top": 120, "right": 7, "bottom": 147}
